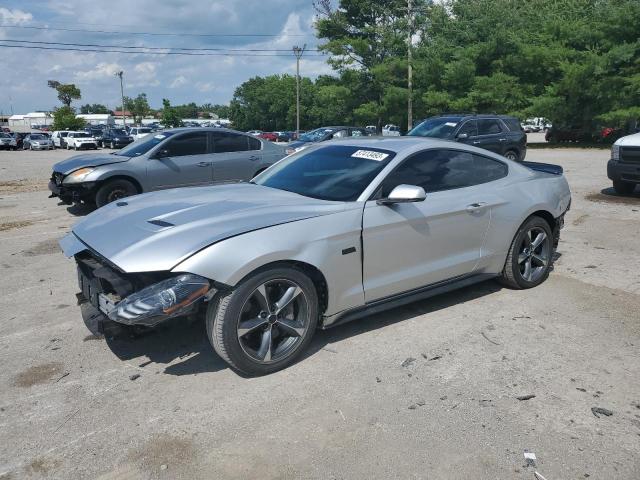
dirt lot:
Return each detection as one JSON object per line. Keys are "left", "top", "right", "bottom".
{"left": 0, "top": 146, "right": 639, "bottom": 479}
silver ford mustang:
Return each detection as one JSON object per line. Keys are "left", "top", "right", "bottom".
{"left": 61, "top": 137, "right": 571, "bottom": 375}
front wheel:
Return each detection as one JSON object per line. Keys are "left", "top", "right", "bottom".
{"left": 499, "top": 216, "right": 554, "bottom": 289}
{"left": 613, "top": 180, "right": 635, "bottom": 195}
{"left": 95, "top": 178, "right": 138, "bottom": 207}
{"left": 110, "top": 141, "right": 115, "bottom": 149}
{"left": 207, "top": 266, "right": 318, "bottom": 376}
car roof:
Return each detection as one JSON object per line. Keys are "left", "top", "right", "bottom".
{"left": 319, "top": 136, "right": 461, "bottom": 154}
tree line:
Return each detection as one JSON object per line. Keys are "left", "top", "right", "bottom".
{"left": 231, "top": 0, "right": 640, "bottom": 132}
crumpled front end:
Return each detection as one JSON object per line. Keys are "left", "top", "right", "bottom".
{"left": 74, "top": 247, "right": 215, "bottom": 327}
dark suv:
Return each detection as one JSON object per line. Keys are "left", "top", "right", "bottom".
{"left": 408, "top": 114, "right": 527, "bottom": 161}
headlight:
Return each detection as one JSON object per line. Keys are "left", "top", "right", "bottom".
{"left": 108, "top": 274, "right": 210, "bottom": 326}
{"left": 611, "top": 143, "right": 620, "bottom": 161}
{"left": 63, "top": 167, "right": 95, "bottom": 184}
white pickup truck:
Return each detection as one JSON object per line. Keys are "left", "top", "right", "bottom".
{"left": 608, "top": 132, "right": 640, "bottom": 194}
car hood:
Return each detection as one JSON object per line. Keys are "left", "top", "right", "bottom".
{"left": 616, "top": 132, "right": 640, "bottom": 147}
{"left": 70, "top": 183, "right": 346, "bottom": 273}
{"left": 53, "top": 153, "right": 130, "bottom": 175}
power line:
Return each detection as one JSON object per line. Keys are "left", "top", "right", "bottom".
{"left": 0, "top": 38, "right": 321, "bottom": 53}
{"left": 0, "top": 23, "right": 308, "bottom": 38}
{"left": 0, "top": 43, "right": 326, "bottom": 57}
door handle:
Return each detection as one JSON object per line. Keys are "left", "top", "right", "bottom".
{"left": 472, "top": 141, "right": 480, "bottom": 145}
{"left": 197, "top": 162, "right": 211, "bottom": 167}
{"left": 248, "top": 155, "right": 259, "bottom": 161}
{"left": 499, "top": 138, "right": 507, "bottom": 142}
{"left": 466, "top": 202, "right": 488, "bottom": 212}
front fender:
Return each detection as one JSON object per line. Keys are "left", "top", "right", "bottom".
{"left": 172, "top": 207, "right": 365, "bottom": 316}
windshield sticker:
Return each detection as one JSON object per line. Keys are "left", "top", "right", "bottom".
{"left": 154, "top": 134, "right": 166, "bottom": 140}
{"left": 351, "top": 150, "right": 389, "bottom": 161}
{"left": 445, "top": 122, "right": 458, "bottom": 127}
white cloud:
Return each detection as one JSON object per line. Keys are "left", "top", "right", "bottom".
{"left": 195, "top": 81, "right": 216, "bottom": 92}
{"left": 170, "top": 75, "right": 187, "bottom": 88}
{"left": 0, "top": 7, "right": 32, "bottom": 25}
{"left": 74, "top": 62, "right": 123, "bottom": 82}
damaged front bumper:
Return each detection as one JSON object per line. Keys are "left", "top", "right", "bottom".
{"left": 67, "top": 238, "right": 214, "bottom": 327}
{"left": 48, "top": 174, "right": 96, "bottom": 204}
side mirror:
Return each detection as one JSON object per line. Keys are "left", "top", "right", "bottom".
{"left": 377, "top": 184, "right": 426, "bottom": 205}
{"left": 457, "top": 133, "right": 469, "bottom": 140}
{"left": 155, "top": 149, "right": 170, "bottom": 159}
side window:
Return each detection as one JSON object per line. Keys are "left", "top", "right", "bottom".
{"left": 350, "top": 128, "right": 366, "bottom": 137}
{"left": 332, "top": 129, "right": 348, "bottom": 138}
{"left": 164, "top": 132, "right": 208, "bottom": 157}
{"left": 477, "top": 119, "right": 504, "bottom": 135}
{"left": 379, "top": 149, "right": 507, "bottom": 196}
{"left": 501, "top": 118, "right": 522, "bottom": 132}
{"left": 457, "top": 120, "right": 477, "bottom": 137}
{"left": 247, "top": 136, "right": 262, "bottom": 151}
{"left": 213, "top": 132, "right": 250, "bottom": 153}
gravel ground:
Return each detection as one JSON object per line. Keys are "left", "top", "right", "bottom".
{"left": 0, "top": 146, "right": 639, "bottom": 480}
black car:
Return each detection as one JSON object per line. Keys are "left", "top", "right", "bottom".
{"left": 11, "top": 132, "right": 28, "bottom": 149}
{"left": 285, "top": 126, "right": 370, "bottom": 154}
{"left": 99, "top": 129, "right": 134, "bottom": 149}
{"left": 408, "top": 114, "right": 527, "bottom": 161}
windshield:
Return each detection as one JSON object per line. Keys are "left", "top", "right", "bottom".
{"left": 110, "top": 129, "right": 127, "bottom": 135}
{"left": 31, "top": 134, "right": 46, "bottom": 140}
{"left": 116, "top": 131, "right": 176, "bottom": 157}
{"left": 137, "top": 128, "right": 152, "bottom": 133}
{"left": 74, "top": 132, "right": 90, "bottom": 138}
{"left": 408, "top": 117, "right": 461, "bottom": 139}
{"left": 298, "top": 127, "right": 336, "bottom": 143}
{"left": 0, "top": 133, "right": 9, "bottom": 138}
{"left": 254, "top": 145, "right": 395, "bottom": 201}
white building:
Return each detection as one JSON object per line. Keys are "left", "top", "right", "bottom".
{"left": 8, "top": 112, "right": 54, "bottom": 132}
{"left": 76, "top": 114, "right": 114, "bottom": 126}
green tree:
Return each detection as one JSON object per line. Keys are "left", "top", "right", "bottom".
{"left": 80, "top": 104, "right": 112, "bottom": 115}
{"left": 124, "top": 93, "right": 151, "bottom": 124}
{"left": 51, "top": 106, "right": 86, "bottom": 131}
{"left": 315, "top": 0, "right": 429, "bottom": 129}
{"left": 47, "top": 80, "right": 81, "bottom": 107}
{"left": 160, "top": 99, "right": 183, "bottom": 128}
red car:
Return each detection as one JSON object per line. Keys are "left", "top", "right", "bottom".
{"left": 258, "top": 132, "right": 278, "bottom": 142}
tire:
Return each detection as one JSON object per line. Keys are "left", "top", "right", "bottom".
{"left": 206, "top": 266, "right": 319, "bottom": 376}
{"left": 499, "top": 216, "right": 554, "bottom": 289}
{"left": 504, "top": 150, "right": 519, "bottom": 162}
{"left": 95, "top": 179, "right": 138, "bottom": 208}
{"left": 110, "top": 141, "right": 115, "bottom": 149}
{"left": 613, "top": 180, "right": 635, "bottom": 195}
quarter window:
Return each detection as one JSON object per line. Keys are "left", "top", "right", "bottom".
{"left": 213, "top": 132, "right": 249, "bottom": 153}
{"left": 247, "top": 136, "right": 262, "bottom": 151}
{"left": 164, "top": 132, "right": 208, "bottom": 157}
{"left": 379, "top": 149, "right": 507, "bottom": 196}
{"left": 477, "top": 119, "right": 504, "bottom": 135}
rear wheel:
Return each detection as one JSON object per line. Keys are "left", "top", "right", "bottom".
{"left": 499, "top": 216, "right": 554, "bottom": 289}
{"left": 110, "top": 141, "right": 115, "bottom": 149}
{"left": 95, "top": 179, "right": 138, "bottom": 207}
{"left": 207, "top": 266, "right": 318, "bottom": 376}
{"left": 504, "top": 150, "right": 519, "bottom": 161}
{"left": 613, "top": 180, "right": 635, "bottom": 195}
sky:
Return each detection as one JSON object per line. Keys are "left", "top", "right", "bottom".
{"left": 0, "top": 1, "right": 334, "bottom": 114}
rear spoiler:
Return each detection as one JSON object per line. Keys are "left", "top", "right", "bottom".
{"left": 521, "top": 161, "right": 563, "bottom": 175}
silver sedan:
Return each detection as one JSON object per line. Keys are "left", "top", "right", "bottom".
{"left": 61, "top": 137, "right": 571, "bottom": 375}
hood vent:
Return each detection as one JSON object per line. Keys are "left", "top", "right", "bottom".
{"left": 147, "top": 219, "right": 174, "bottom": 228}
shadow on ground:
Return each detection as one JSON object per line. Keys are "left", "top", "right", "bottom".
{"left": 585, "top": 187, "right": 640, "bottom": 205}
{"left": 81, "top": 279, "right": 504, "bottom": 377}
{"left": 63, "top": 202, "right": 95, "bottom": 216}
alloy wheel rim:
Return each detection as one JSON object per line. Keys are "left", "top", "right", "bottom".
{"left": 237, "top": 279, "right": 309, "bottom": 364}
{"left": 518, "top": 227, "right": 551, "bottom": 282}
{"left": 107, "top": 188, "right": 128, "bottom": 203}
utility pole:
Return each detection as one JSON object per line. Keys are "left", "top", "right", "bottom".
{"left": 293, "top": 45, "right": 306, "bottom": 136}
{"left": 115, "top": 71, "right": 125, "bottom": 128}
{"left": 407, "top": 0, "right": 413, "bottom": 132}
